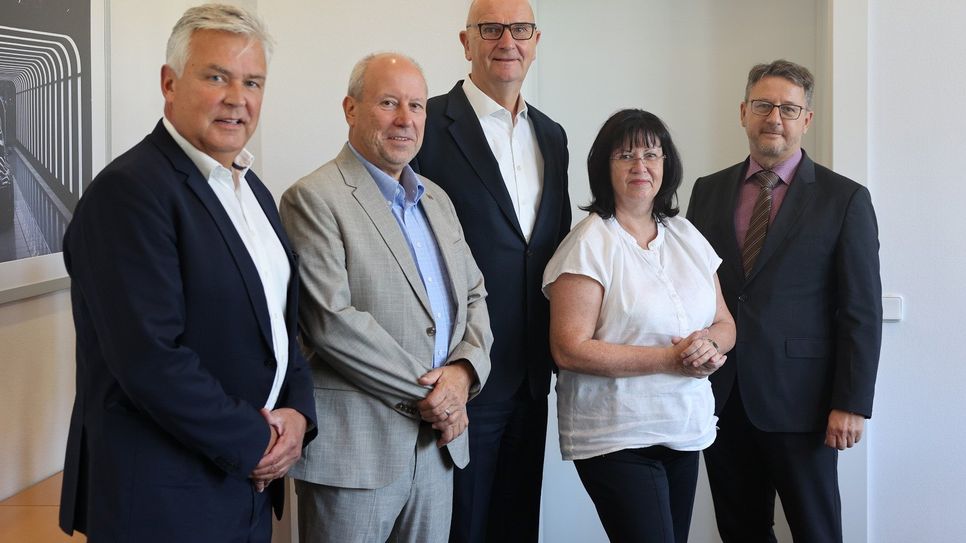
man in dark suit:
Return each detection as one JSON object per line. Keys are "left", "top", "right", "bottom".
{"left": 687, "top": 59, "right": 882, "bottom": 542}
{"left": 59, "top": 5, "right": 316, "bottom": 542}
{"left": 412, "top": 1, "right": 570, "bottom": 541}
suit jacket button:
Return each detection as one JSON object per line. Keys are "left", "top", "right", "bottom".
{"left": 738, "top": 294, "right": 747, "bottom": 302}
{"left": 426, "top": 326, "right": 436, "bottom": 336}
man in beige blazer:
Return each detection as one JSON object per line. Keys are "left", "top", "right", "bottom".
{"left": 279, "top": 52, "right": 492, "bottom": 543}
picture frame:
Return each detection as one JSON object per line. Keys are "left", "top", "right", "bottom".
{"left": 0, "top": 0, "right": 108, "bottom": 304}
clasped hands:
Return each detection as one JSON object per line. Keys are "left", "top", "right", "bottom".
{"left": 416, "top": 360, "right": 475, "bottom": 448}
{"left": 671, "top": 329, "right": 726, "bottom": 378}
{"left": 251, "top": 407, "right": 307, "bottom": 493}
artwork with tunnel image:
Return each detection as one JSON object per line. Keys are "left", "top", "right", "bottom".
{"left": 0, "top": 0, "right": 92, "bottom": 263}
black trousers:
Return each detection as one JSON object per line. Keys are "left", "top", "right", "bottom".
{"left": 704, "top": 384, "right": 842, "bottom": 543}
{"left": 449, "top": 385, "right": 548, "bottom": 543}
{"left": 574, "top": 446, "right": 699, "bottom": 543}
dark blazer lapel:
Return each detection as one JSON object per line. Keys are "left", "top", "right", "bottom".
{"left": 719, "top": 162, "right": 747, "bottom": 281}
{"left": 746, "top": 152, "right": 817, "bottom": 281}
{"left": 444, "top": 82, "right": 526, "bottom": 241}
{"left": 246, "top": 172, "right": 301, "bottom": 333}
{"left": 335, "top": 146, "right": 433, "bottom": 315}
{"left": 249, "top": 173, "right": 294, "bottom": 261}
{"left": 148, "top": 122, "right": 275, "bottom": 351}
{"left": 528, "top": 107, "right": 559, "bottom": 241}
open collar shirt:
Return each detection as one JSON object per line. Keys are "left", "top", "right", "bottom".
{"left": 462, "top": 75, "right": 544, "bottom": 241}
{"left": 163, "top": 117, "right": 290, "bottom": 409}
{"left": 349, "top": 144, "right": 456, "bottom": 368}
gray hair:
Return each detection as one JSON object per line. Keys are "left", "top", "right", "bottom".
{"left": 166, "top": 3, "right": 274, "bottom": 76}
{"left": 347, "top": 52, "right": 425, "bottom": 100}
{"left": 744, "top": 59, "right": 815, "bottom": 109}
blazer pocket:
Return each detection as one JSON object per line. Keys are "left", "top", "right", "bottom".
{"left": 785, "top": 338, "right": 833, "bottom": 359}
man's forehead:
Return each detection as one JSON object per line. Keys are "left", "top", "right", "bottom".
{"left": 187, "top": 31, "right": 265, "bottom": 62}
{"left": 751, "top": 76, "right": 804, "bottom": 94}
{"left": 364, "top": 63, "right": 427, "bottom": 98}
{"left": 469, "top": 0, "right": 535, "bottom": 22}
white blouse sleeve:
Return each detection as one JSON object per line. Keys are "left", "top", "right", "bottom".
{"left": 675, "top": 216, "right": 722, "bottom": 276}
{"left": 542, "top": 216, "right": 613, "bottom": 297}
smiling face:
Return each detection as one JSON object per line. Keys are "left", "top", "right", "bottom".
{"left": 344, "top": 55, "right": 427, "bottom": 179}
{"left": 162, "top": 29, "right": 266, "bottom": 168}
{"left": 610, "top": 142, "right": 664, "bottom": 214}
{"left": 460, "top": 0, "right": 540, "bottom": 101}
{"left": 740, "top": 75, "right": 813, "bottom": 168}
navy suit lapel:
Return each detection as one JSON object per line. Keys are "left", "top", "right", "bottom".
{"left": 247, "top": 171, "right": 301, "bottom": 334}
{"left": 746, "top": 153, "right": 817, "bottom": 282}
{"left": 529, "top": 109, "right": 559, "bottom": 243}
{"left": 444, "top": 82, "right": 526, "bottom": 241}
{"left": 149, "top": 122, "right": 275, "bottom": 353}
{"left": 247, "top": 172, "right": 295, "bottom": 263}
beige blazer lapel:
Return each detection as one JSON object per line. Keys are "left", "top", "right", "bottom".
{"left": 420, "top": 189, "right": 468, "bottom": 351}
{"left": 334, "top": 146, "right": 433, "bottom": 316}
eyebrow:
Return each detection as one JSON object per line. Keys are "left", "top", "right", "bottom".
{"left": 617, "top": 144, "right": 662, "bottom": 151}
{"left": 204, "top": 63, "right": 266, "bottom": 82}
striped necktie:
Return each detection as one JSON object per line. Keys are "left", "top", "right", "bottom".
{"left": 741, "top": 170, "right": 781, "bottom": 276}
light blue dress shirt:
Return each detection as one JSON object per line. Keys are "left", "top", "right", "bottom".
{"left": 349, "top": 145, "right": 456, "bottom": 368}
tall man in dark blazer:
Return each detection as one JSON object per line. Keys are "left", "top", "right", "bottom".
{"left": 412, "top": 0, "right": 570, "bottom": 541}
{"left": 59, "top": 5, "right": 316, "bottom": 542}
{"left": 687, "top": 59, "right": 882, "bottom": 542}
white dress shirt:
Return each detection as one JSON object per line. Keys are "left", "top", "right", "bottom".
{"left": 462, "top": 76, "right": 544, "bottom": 241}
{"left": 543, "top": 213, "right": 721, "bottom": 460}
{"left": 163, "top": 117, "right": 290, "bottom": 410}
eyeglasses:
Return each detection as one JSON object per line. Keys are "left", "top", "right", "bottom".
{"left": 610, "top": 150, "right": 665, "bottom": 166}
{"left": 468, "top": 22, "right": 537, "bottom": 41}
{"left": 748, "top": 99, "right": 806, "bottom": 120}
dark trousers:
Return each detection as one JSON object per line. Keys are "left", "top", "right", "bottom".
{"left": 449, "top": 386, "right": 548, "bottom": 543}
{"left": 704, "top": 384, "right": 842, "bottom": 543}
{"left": 574, "top": 446, "right": 699, "bottom": 543}
{"left": 247, "top": 485, "right": 272, "bottom": 543}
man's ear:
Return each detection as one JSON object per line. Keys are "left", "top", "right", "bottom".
{"left": 161, "top": 65, "right": 177, "bottom": 102}
{"left": 343, "top": 95, "right": 356, "bottom": 127}
{"left": 460, "top": 31, "right": 472, "bottom": 62}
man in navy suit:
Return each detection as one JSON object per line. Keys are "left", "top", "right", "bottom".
{"left": 687, "top": 59, "right": 882, "bottom": 542}
{"left": 59, "top": 5, "right": 316, "bottom": 542}
{"left": 412, "top": 0, "right": 570, "bottom": 541}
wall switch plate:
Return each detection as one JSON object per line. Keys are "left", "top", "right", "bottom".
{"left": 882, "top": 295, "right": 903, "bottom": 322}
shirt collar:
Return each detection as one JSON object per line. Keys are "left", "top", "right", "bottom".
{"left": 162, "top": 116, "right": 255, "bottom": 182}
{"left": 744, "top": 148, "right": 803, "bottom": 185}
{"left": 347, "top": 143, "right": 424, "bottom": 207}
{"left": 462, "top": 76, "right": 529, "bottom": 122}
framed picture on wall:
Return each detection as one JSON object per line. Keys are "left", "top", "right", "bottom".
{"left": 0, "top": 0, "right": 108, "bottom": 304}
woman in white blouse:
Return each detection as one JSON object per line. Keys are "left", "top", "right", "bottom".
{"left": 543, "top": 109, "right": 736, "bottom": 543}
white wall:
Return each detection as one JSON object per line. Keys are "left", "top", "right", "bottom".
{"left": 867, "top": 1, "right": 966, "bottom": 541}
{"left": 0, "top": 290, "right": 74, "bottom": 500}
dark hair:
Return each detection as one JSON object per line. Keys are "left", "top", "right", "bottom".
{"left": 582, "top": 109, "right": 682, "bottom": 221}
{"left": 745, "top": 59, "right": 815, "bottom": 108}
